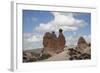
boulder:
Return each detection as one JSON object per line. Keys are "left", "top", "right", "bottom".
{"left": 23, "top": 51, "right": 38, "bottom": 62}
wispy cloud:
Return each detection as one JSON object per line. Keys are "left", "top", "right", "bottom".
{"left": 65, "top": 35, "right": 91, "bottom": 46}
{"left": 35, "top": 12, "right": 87, "bottom": 32}
{"left": 23, "top": 33, "right": 43, "bottom": 50}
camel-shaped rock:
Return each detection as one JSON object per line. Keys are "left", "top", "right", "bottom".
{"left": 42, "top": 29, "right": 66, "bottom": 55}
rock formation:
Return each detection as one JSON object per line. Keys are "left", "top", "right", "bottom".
{"left": 57, "top": 29, "right": 66, "bottom": 53}
{"left": 42, "top": 29, "right": 66, "bottom": 55}
{"left": 23, "top": 36, "right": 91, "bottom": 62}
{"left": 76, "top": 36, "right": 89, "bottom": 54}
{"left": 23, "top": 51, "right": 39, "bottom": 62}
{"left": 43, "top": 32, "right": 52, "bottom": 49}
{"left": 43, "top": 32, "right": 57, "bottom": 55}
{"left": 77, "top": 37, "right": 88, "bottom": 48}
{"left": 69, "top": 36, "right": 91, "bottom": 60}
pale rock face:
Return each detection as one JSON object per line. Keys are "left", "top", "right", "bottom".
{"left": 76, "top": 37, "right": 89, "bottom": 54}
{"left": 78, "top": 37, "right": 88, "bottom": 48}
{"left": 83, "top": 46, "right": 91, "bottom": 54}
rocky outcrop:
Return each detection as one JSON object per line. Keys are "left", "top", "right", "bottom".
{"left": 77, "top": 37, "right": 88, "bottom": 49}
{"left": 67, "top": 37, "right": 91, "bottom": 60}
{"left": 23, "top": 50, "right": 51, "bottom": 62}
{"left": 43, "top": 32, "right": 57, "bottom": 55}
{"left": 43, "top": 32, "right": 52, "bottom": 49}
{"left": 76, "top": 37, "right": 89, "bottom": 54}
{"left": 42, "top": 29, "right": 66, "bottom": 55}
{"left": 57, "top": 32, "right": 66, "bottom": 53}
{"left": 23, "top": 51, "right": 39, "bottom": 62}
{"left": 23, "top": 35, "right": 91, "bottom": 62}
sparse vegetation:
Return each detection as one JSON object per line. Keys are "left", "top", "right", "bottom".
{"left": 38, "top": 54, "right": 51, "bottom": 60}
{"left": 23, "top": 36, "right": 91, "bottom": 62}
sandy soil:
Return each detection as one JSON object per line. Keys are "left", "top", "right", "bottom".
{"left": 45, "top": 49, "right": 70, "bottom": 61}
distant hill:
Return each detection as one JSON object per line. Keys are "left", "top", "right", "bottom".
{"left": 23, "top": 48, "right": 43, "bottom": 54}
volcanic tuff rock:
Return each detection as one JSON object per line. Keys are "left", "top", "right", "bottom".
{"left": 42, "top": 30, "right": 66, "bottom": 55}
{"left": 76, "top": 37, "right": 90, "bottom": 54}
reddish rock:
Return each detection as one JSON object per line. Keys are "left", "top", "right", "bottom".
{"left": 57, "top": 29, "right": 66, "bottom": 53}
{"left": 42, "top": 29, "right": 66, "bottom": 55}
{"left": 43, "top": 32, "right": 52, "bottom": 49}
{"left": 43, "top": 32, "right": 57, "bottom": 55}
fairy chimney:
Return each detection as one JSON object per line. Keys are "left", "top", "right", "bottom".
{"left": 76, "top": 36, "right": 89, "bottom": 54}
{"left": 57, "top": 29, "right": 66, "bottom": 53}
{"left": 43, "top": 32, "right": 57, "bottom": 55}
{"left": 77, "top": 37, "right": 88, "bottom": 49}
{"left": 42, "top": 29, "right": 66, "bottom": 55}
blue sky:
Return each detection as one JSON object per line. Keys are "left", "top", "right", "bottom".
{"left": 23, "top": 10, "right": 54, "bottom": 33}
{"left": 23, "top": 10, "right": 91, "bottom": 35}
{"left": 23, "top": 10, "right": 91, "bottom": 50}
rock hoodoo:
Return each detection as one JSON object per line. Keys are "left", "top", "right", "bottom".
{"left": 42, "top": 29, "right": 66, "bottom": 55}
{"left": 76, "top": 36, "right": 90, "bottom": 54}
{"left": 43, "top": 32, "right": 57, "bottom": 55}
{"left": 57, "top": 29, "right": 66, "bottom": 53}
{"left": 78, "top": 37, "right": 88, "bottom": 48}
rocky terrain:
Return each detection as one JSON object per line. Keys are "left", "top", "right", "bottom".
{"left": 23, "top": 36, "right": 91, "bottom": 63}
{"left": 42, "top": 29, "right": 66, "bottom": 56}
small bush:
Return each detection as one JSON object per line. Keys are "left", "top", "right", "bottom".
{"left": 79, "top": 53, "right": 91, "bottom": 59}
{"left": 38, "top": 54, "right": 51, "bottom": 60}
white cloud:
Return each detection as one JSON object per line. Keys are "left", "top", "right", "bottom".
{"left": 65, "top": 35, "right": 91, "bottom": 47}
{"left": 35, "top": 12, "right": 87, "bottom": 32}
{"left": 27, "top": 35, "right": 43, "bottom": 42}
{"left": 23, "top": 33, "right": 33, "bottom": 38}
{"left": 23, "top": 33, "right": 43, "bottom": 50}
{"left": 23, "top": 33, "right": 43, "bottom": 42}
